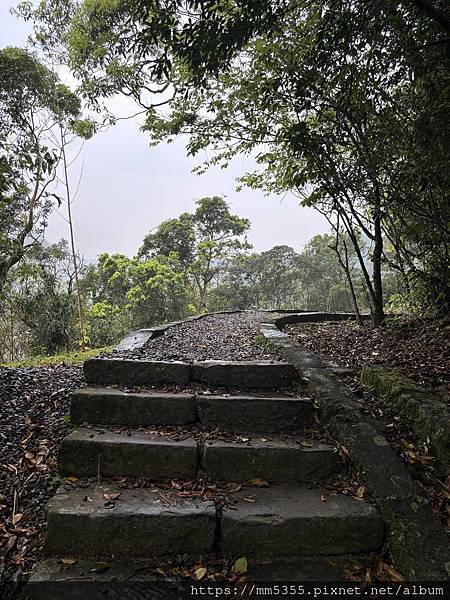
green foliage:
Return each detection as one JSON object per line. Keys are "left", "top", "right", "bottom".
{"left": 79, "top": 196, "right": 251, "bottom": 346}
{"left": 86, "top": 301, "right": 124, "bottom": 347}
{"left": 81, "top": 250, "right": 189, "bottom": 345}
{"left": 0, "top": 47, "right": 87, "bottom": 293}
{"left": 210, "top": 238, "right": 368, "bottom": 313}
{"left": 0, "top": 241, "right": 91, "bottom": 359}
{"left": 139, "top": 213, "right": 195, "bottom": 268}
{"left": 21, "top": 0, "right": 448, "bottom": 318}
{"left": 5, "top": 242, "right": 78, "bottom": 355}
{"left": 139, "top": 196, "right": 250, "bottom": 310}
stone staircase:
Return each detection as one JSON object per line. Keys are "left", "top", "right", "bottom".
{"left": 24, "top": 357, "right": 384, "bottom": 598}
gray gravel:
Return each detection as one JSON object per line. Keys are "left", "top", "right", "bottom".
{"left": 115, "top": 311, "right": 283, "bottom": 362}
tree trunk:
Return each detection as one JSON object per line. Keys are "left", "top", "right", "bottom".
{"left": 199, "top": 283, "right": 208, "bottom": 312}
{"left": 372, "top": 185, "right": 385, "bottom": 325}
{"left": 340, "top": 241, "right": 363, "bottom": 326}
{"left": 10, "top": 303, "right": 15, "bottom": 362}
{"left": 60, "top": 126, "right": 86, "bottom": 351}
{"left": 329, "top": 214, "right": 364, "bottom": 325}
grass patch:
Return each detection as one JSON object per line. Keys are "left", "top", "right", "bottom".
{"left": 1, "top": 347, "right": 113, "bottom": 368}
{"left": 255, "top": 332, "right": 276, "bottom": 350}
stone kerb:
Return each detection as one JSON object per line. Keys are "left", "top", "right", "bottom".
{"left": 361, "top": 365, "right": 450, "bottom": 474}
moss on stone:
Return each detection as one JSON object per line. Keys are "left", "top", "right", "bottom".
{"left": 361, "top": 365, "right": 450, "bottom": 472}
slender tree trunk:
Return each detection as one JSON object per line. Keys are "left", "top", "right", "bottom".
{"left": 341, "top": 241, "right": 363, "bottom": 326}
{"left": 10, "top": 303, "right": 15, "bottom": 362}
{"left": 340, "top": 210, "right": 383, "bottom": 325}
{"left": 372, "top": 185, "right": 385, "bottom": 325}
{"left": 198, "top": 281, "right": 208, "bottom": 312}
{"left": 60, "top": 127, "right": 86, "bottom": 351}
{"left": 328, "top": 214, "right": 364, "bottom": 325}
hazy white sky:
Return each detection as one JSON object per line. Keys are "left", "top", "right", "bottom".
{"left": 0, "top": 0, "right": 328, "bottom": 260}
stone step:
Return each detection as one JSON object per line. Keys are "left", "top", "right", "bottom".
{"left": 197, "top": 394, "right": 313, "bottom": 431}
{"left": 203, "top": 438, "right": 340, "bottom": 483}
{"left": 45, "top": 484, "right": 216, "bottom": 558}
{"left": 71, "top": 388, "right": 314, "bottom": 431}
{"left": 84, "top": 358, "right": 298, "bottom": 389}
{"left": 71, "top": 388, "right": 197, "bottom": 426}
{"left": 192, "top": 361, "right": 298, "bottom": 388}
{"left": 45, "top": 484, "right": 383, "bottom": 560}
{"left": 84, "top": 359, "right": 191, "bottom": 386}
{"left": 24, "top": 555, "right": 374, "bottom": 598}
{"left": 58, "top": 428, "right": 199, "bottom": 479}
{"left": 58, "top": 428, "right": 338, "bottom": 483}
{"left": 222, "top": 486, "right": 384, "bottom": 557}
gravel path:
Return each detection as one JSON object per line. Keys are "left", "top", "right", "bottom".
{"left": 116, "top": 311, "right": 283, "bottom": 362}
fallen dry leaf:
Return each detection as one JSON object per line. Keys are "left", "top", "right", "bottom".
{"left": 355, "top": 486, "right": 365, "bottom": 499}
{"left": 247, "top": 478, "right": 269, "bottom": 488}
{"left": 195, "top": 567, "right": 207, "bottom": 580}
{"left": 90, "top": 562, "right": 111, "bottom": 573}
{"left": 227, "top": 483, "right": 242, "bottom": 493}
{"left": 12, "top": 513, "right": 23, "bottom": 525}
{"left": 103, "top": 492, "right": 121, "bottom": 501}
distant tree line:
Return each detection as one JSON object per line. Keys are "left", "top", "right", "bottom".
{"left": 0, "top": 196, "right": 406, "bottom": 360}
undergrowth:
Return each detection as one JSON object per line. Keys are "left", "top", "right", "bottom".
{"left": 1, "top": 346, "right": 113, "bottom": 368}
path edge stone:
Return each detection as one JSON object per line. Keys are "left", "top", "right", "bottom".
{"left": 260, "top": 313, "right": 450, "bottom": 581}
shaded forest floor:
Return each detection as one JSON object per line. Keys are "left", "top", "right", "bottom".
{"left": 0, "top": 365, "right": 82, "bottom": 598}
{"left": 285, "top": 315, "right": 449, "bottom": 402}
{"left": 285, "top": 316, "right": 450, "bottom": 532}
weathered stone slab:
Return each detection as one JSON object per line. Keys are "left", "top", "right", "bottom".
{"left": 114, "top": 329, "right": 154, "bottom": 352}
{"left": 70, "top": 388, "right": 197, "bottom": 426}
{"left": 197, "top": 395, "right": 313, "bottom": 432}
{"left": 84, "top": 358, "right": 191, "bottom": 385}
{"left": 58, "top": 429, "right": 199, "bottom": 479}
{"left": 204, "top": 438, "right": 339, "bottom": 483}
{"left": 377, "top": 495, "right": 450, "bottom": 580}
{"left": 46, "top": 485, "right": 215, "bottom": 558}
{"left": 222, "top": 486, "right": 384, "bottom": 557}
{"left": 193, "top": 360, "right": 298, "bottom": 389}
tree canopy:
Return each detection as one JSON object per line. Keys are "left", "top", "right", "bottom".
{"left": 0, "top": 46, "right": 92, "bottom": 296}
{"left": 18, "top": 0, "right": 450, "bottom": 322}
{"left": 140, "top": 196, "right": 250, "bottom": 309}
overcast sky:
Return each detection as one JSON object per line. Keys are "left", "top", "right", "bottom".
{"left": 0, "top": 0, "right": 328, "bottom": 261}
